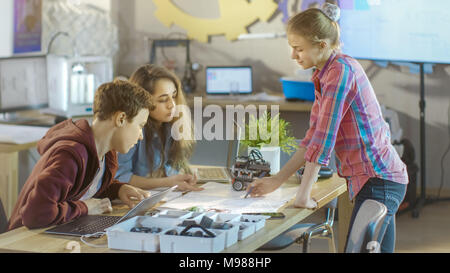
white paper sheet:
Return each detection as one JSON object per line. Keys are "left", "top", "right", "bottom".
{"left": 160, "top": 182, "right": 298, "bottom": 214}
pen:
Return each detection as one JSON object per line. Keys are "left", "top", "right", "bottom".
{"left": 244, "top": 171, "right": 268, "bottom": 199}
{"left": 244, "top": 186, "right": 253, "bottom": 199}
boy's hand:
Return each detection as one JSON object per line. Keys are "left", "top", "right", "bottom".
{"left": 118, "top": 184, "right": 151, "bottom": 208}
{"left": 83, "top": 198, "right": 113, "bottom": 215}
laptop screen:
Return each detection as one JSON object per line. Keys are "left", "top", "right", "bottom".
{"left": 206, "top": 66, "right": 252, "bottom": 94}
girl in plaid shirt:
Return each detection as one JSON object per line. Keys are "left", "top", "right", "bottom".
{"left": 249, "top": 3, "right": 408, "bottom": 253}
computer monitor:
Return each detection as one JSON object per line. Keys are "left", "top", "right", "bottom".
{"left": 206, "top": 66, "right": 253, "bottom": 95}
{"left": 0, "top": 55, "right": 48, "bottom": 123}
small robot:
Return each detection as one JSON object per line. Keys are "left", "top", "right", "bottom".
{"left": 230, "top": 149, "right": 271, "bottom": 191}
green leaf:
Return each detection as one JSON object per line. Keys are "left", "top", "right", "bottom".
{"left": 241, "top": 111, "right": 298, "bottom": 155}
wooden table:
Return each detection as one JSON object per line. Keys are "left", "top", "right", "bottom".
{"left": 0, "top": 174, "right": 351, "bottom": 253}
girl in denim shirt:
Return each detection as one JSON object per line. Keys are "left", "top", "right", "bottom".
{"left": 115, "top": 64, "right": 203, "bottom": 192}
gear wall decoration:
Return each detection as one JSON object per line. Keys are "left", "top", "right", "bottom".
{"left": 153, "top": 0, "right": 278, "bottom": 43}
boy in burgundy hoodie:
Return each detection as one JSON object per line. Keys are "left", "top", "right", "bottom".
{"left": 8, "top": 80, "right": 154, "bottom": 231}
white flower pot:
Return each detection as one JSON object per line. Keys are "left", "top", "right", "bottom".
{"left": 248, "top": 146, "right": 280, "bottom": 175}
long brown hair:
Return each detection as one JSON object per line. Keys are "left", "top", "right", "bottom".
{"left": 129, "top": 64, "right": 195, "bottom": 176}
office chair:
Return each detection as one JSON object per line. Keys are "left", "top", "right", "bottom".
{"left": 258, "top": 198, "right": 338, "bottom": 253}
{"left": 344, "top": 199, "right": 387, "bottom": 253}
{"left": 0, "top": 198, "right": 8, "bottom": 234}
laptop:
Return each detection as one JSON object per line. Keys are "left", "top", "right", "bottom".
{"left": 206, "top": 66, "right": 253, "bottom": 95}
{"left": 196, "top": 167, "right": 231, "bottom": 183}
{"left": 44, "top": 186, "right": 177, "bottom": 237}
{"left": 195, "top": 120, "right": 243, "bottom": 183}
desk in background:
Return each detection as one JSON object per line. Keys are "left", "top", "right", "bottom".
{"left": 0, "top": 174, "right": 352, "bottom": 253}
{"left": 186, "top": 94, "right": 313, "bottom": 112}
{"left": 0, "top": 141, "right": 41, "bottom": 219}
{"left": 0, "top": 111, "right": 54, "bottom": 218}
{"left": 0, "top": 110, "right": 91, "bottom": 218}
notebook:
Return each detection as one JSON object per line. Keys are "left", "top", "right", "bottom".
{"left": 206, "top": 66, "right": 253, "bottom": 95}
{"left": 44, "top": 186, "right": 177, "bottom": 237}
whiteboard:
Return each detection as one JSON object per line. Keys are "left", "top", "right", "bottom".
{"left": 339, "top": 0, "right": 450, "bottom": 64}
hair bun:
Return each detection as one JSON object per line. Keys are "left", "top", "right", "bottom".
{"left": 322, "top": 3, "right": 340, "bottom": 22}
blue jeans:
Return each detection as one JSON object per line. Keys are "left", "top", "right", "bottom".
{"left": 347, "top": 177, "right": 407, "bottom": 253}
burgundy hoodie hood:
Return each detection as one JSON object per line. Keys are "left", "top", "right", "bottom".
{"left": 37, "top": 119, "right": 97, "bottom": 158}
{"left": 7, "top": 119, "right": 123, "bottom": 231}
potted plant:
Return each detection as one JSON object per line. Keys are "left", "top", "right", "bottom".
{"left": 240, "top": 111, "right": 297, "bottom": 174}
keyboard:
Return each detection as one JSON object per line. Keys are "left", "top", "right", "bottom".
{"left": 197, "top": 167, "right": 230, "bottom": 180}
{"left": 74, "top": 215, "right": 122, "bottom": 234}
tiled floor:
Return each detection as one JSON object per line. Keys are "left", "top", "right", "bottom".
{"left": 256, "top": 200, "right": 450, "bottom": 253}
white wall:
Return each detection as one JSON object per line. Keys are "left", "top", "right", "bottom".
{"left": 74, "top": 0, "right": 110, "bottom": 11}
{"left": 0, "top": 0, "right": 14, "bottom": 57}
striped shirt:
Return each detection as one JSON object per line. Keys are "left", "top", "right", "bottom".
{"left": 299, "top": 52, "right": 408, "bottom": 200}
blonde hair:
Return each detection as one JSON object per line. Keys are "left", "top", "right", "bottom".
{"left": 287, "top": 8, "right": 341, "bottom": 51}
{"left": 129, "top": 64, "right": 195, "bottom": 175}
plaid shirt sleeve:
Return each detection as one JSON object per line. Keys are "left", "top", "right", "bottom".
{"left": 303, "top": 64, "right": 357, "bottom": 166}
{"left": 299, "top": 97, "right": 319, "bottom": 149}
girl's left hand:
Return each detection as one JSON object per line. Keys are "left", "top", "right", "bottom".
{"left": 294, "top": 191, "right": 317, "bottom": 209}
{"left": 118, "top": 184, "right": 151, "bottom": 208}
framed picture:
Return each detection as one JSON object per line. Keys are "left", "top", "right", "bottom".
{"left": 13, "top": 0, "right": 42, "bottom": 54}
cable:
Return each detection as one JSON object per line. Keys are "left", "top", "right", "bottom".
{"left": 80, "top": 232, "right": 108, "bottom": 248}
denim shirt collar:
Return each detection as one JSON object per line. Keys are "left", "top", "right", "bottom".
{"left": 151, "top": 123, "right": 173, "bottom": 168}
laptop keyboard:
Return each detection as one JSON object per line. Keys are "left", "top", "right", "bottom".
{"left": 74, "top": 215, "right": 122, "bottom": 234}
{"left": 198, "top": 168, "right": 228, "bottom": 180}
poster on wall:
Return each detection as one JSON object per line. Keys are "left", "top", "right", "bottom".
{"left": 13, "top": 0, "right": 42, "bottom": 54}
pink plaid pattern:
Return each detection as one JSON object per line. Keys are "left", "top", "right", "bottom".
{"left": 299, "top": 52, "right": 408, "bottom": 199}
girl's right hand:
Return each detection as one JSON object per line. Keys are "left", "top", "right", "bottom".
{"left": 168, "top": 174, "right": 204, "bottom": 192}
{"left": 83, "top": 198, "right": 113, "bottom": 215}
{"left": 247, "top": 176, "right": 284, "bottom": 197}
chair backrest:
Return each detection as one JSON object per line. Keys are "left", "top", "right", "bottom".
{"left": 0, "top": 198, "right": 8, "bottom": 234}
{"left": 345, "top": 199, "right": 387, "bottom": 253}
